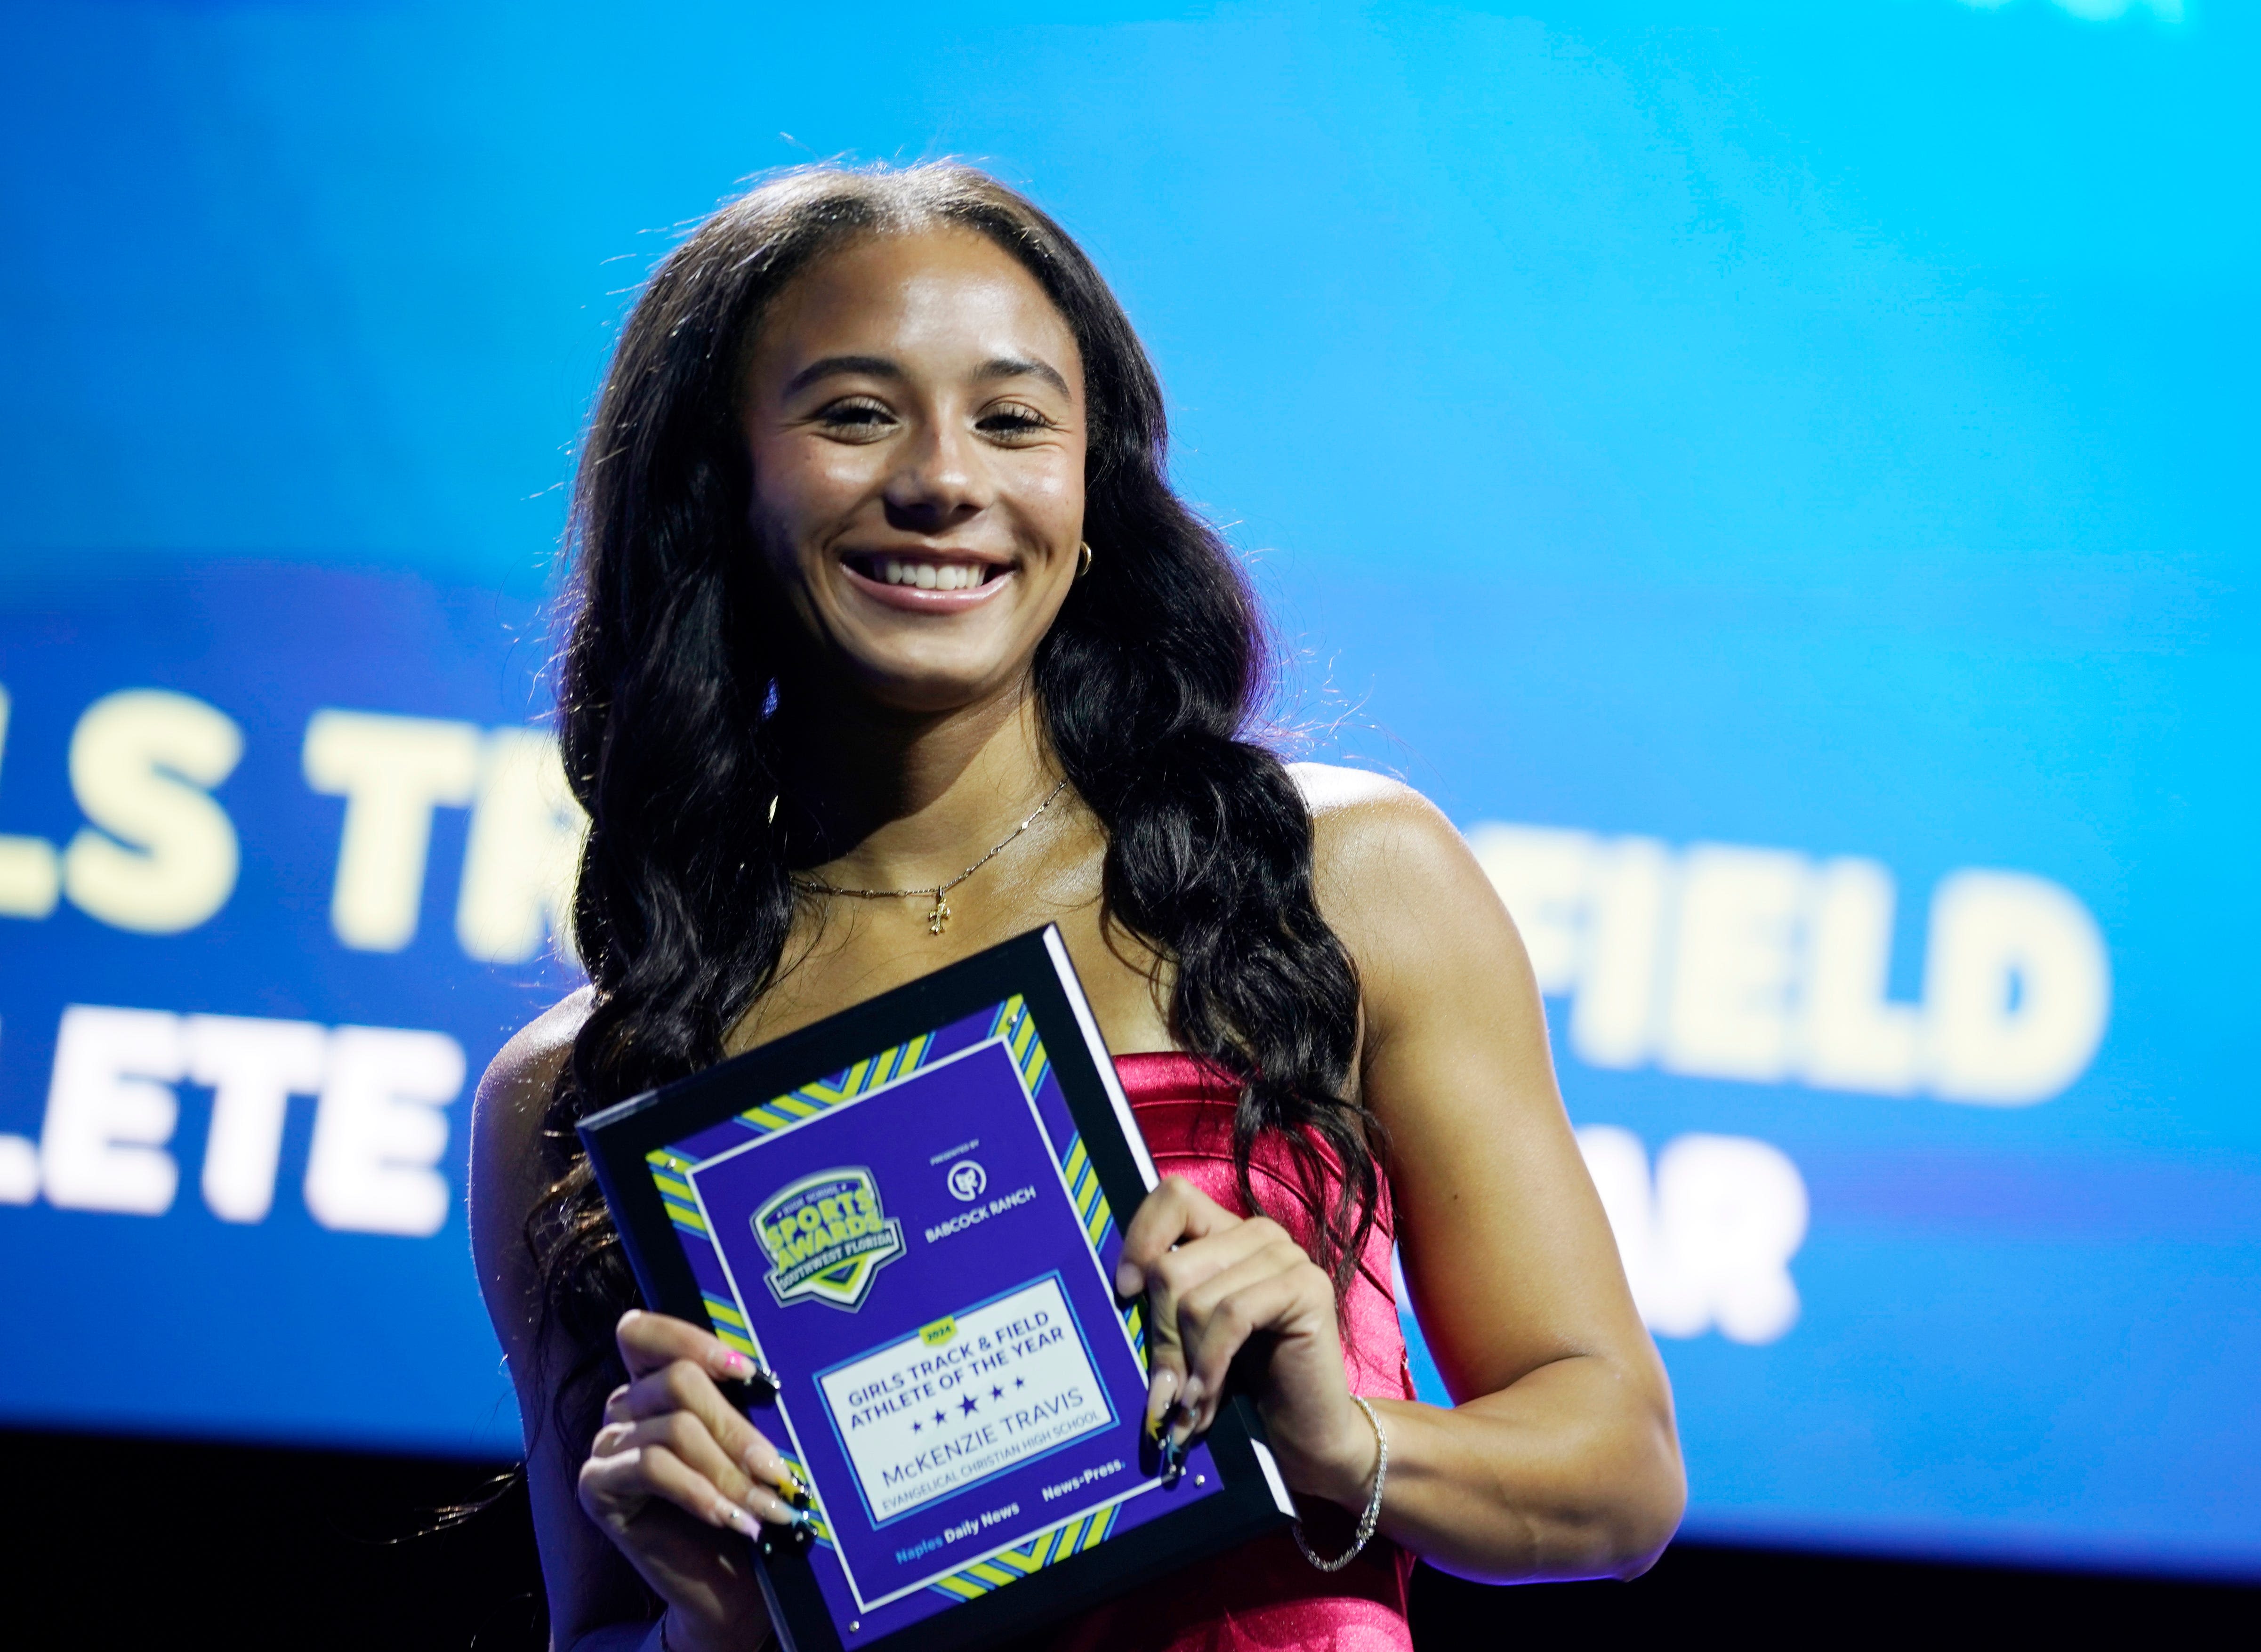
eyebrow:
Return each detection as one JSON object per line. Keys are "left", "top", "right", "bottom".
{"left": 974, "top": 355, "right": 1073, "bottom": 397}
{"left": 783, "top": 355, "right": 902, "bottom": 395}
{"left": 782, "top": 353, "right": 1073, "bottom": 399}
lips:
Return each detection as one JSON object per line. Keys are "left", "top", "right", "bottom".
{"left": 839, "top": 551, "right": 1014, "bottom": 612}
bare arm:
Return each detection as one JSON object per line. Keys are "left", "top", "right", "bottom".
{"left": 470, "top": 991, "right": 659, "bottom": 1648}
{"left": 1303, "top": 766, "right": 1684, "bottom": 1581}
{"left": 472, "top": 994, "right": 797, "bottom": 1651}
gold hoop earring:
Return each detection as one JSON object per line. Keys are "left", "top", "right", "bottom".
{"left": 1076, "top": 540, "right": 1094, "bottom": 579}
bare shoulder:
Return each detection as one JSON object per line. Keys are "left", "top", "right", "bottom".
{"left": 469, "top": 986, "right": 595, "bottom": 1344}
{"left": 1289, "top": 762, "right": 1488, "bottom": 899}
{"left": 1287, "top": 761, "right": 1532, "bottom": 1015}
{"left": 474, "top": 986, "right": 595, "bottom": 1160}
{"left": 1289, "top": 759, "right": 1422, "bottom": 819}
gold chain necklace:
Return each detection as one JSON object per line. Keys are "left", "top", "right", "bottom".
{"left": 790, "top": 778, "right": 1071, "bottom": 936}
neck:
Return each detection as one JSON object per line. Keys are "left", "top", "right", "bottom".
{"left": 777, "top": 675, "right": 1062, "bottom": 889}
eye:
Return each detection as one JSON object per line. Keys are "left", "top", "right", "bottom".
{"left": 813, "top": 397, "right": 897, "bottom": 437}
{"left": 977, "top": 402, "right": 1055, "bottom": 442}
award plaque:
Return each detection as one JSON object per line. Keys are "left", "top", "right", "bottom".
{"left": 579, "top": 925, "right": 1295, "bottom": 1652}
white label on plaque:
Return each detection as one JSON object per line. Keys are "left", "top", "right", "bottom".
{"left": 818, "top": 1274, "right": 1113, "bottom": 1523}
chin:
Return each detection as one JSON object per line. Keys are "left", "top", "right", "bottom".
{"left": 820, "top": 606, "right": 1054, "bottom": 714}
{"left": 845, "top": 656, "right": 1026, "bottom": 716}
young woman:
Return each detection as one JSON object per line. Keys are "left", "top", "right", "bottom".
{"left": 470, "top": 163, "right": 1683, "bottom": 1652}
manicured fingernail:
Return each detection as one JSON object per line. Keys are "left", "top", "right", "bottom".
{"left": 1145, "top": 1368, "right": 1178, "bottom": 1425}
{"left": 723, "top": 1503, "right": 760, "bottom": 1537}
{"left": 727, "top": 1351, "right": 780, "bottom": 1384}
{"left": 1158, "top": 1434, "right": 1187, "bottom": 1488}
{"left": 1115, "top": 1261, "right": 1139, "bottom": 1296}
{"left": 718, "top": 1359, "right": 780, "bottom": 1410}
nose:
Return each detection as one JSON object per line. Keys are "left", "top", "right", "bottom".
{"left": 881, "top": 414, "right": 994, "bottom": 534}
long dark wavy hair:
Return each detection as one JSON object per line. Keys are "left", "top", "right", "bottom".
{"left": 526, "top": 162, "right": 1374, "bottom": 1443}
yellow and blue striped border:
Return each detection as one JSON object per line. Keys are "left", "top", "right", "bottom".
{"left": 643, "top": 1031, "right": 939, "bottom": 1233}
{"left": 1059, "top": 1133, "right": 1115, "bottom": 1250}
{"left": 995, "top": 995, "right": 1146, "bottom": 1360}
{"left": 926, "top": 1502, "right": 1119, "bottom": 1601}
{"left": 729, "top": 1032, "right": 938, "bottom": 1136}
{"left": 991, "top": 994, "right": 1049, "bottom": 1094}
{"left": 700, "top": 1291, "right": 757, "bottom": 1359}
{"left": 645, "top": 1147, "right": 707, "bottom": 1240}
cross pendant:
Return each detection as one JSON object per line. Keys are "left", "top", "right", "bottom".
{"left": 927, "top": 892, "right": 952, "bottom": 935}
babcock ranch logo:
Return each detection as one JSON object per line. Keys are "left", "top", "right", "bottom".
{"left": 753, "top": 1168, "right": 905, "bottom": 1311}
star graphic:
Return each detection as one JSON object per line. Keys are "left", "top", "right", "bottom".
{"left": 911, "top": 1421, "right": 922, "bottom": 1433}
{"left": 933, "top": 1410, "right": 946, "bottom": 1426}
{"left": 1014, "top": 1377, "right": 1025, "bottom": 1389}
{"left": 960, "top": 1395, "right": 980, "bottom": 1416}
{"left": 991, "top": 1385, "right": 1004, "bottom": 1400}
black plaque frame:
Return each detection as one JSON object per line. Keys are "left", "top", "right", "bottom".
{"left": 579, "top": 924, "right": 1295, "bottom": 1652}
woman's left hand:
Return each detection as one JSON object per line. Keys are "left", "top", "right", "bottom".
{"left": 1116, "top": 1174, "right": 1378, "bottom": 1510}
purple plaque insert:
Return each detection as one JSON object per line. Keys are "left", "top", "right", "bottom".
{"left": 643, "top": 996, "right": 1225, "bottom": 1635}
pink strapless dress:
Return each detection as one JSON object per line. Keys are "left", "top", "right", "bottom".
{"left": 1042, "top": 1054, "right": 1416, "bottom": 1652}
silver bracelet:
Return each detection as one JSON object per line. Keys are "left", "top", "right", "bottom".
{"left": 1293, "top": 1394, "right": 1388, "bottom": 1572}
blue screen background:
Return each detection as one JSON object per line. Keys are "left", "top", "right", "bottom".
{"left": 1, "top": 0, "right": 2253, "bottom": 1579}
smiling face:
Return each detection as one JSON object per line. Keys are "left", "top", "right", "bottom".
{"left": 740, "top": 227, "right": 1088, "bottom": 715}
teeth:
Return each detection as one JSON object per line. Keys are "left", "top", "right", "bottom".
{"left": 873, "top": 558, "right": 986, "bottom": 591}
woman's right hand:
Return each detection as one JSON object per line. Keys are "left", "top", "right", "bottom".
{"left": 579, "top": 1309, "right": 809, "bottom": 1652}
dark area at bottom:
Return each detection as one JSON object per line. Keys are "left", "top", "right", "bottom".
{"left": 3, "top": 1430, "right": 2248, "bottom": 1647}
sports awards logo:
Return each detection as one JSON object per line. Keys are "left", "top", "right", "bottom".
{"left": 752, "top": 1168, "right": 905, "bottom": 1311}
